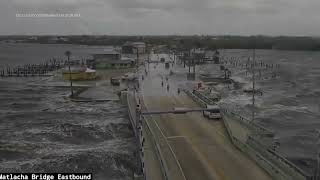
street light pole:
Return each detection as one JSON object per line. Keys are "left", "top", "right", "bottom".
{"left": 65, "top": 51, "right": 73, "bottom": 97}
{"left": 252, "top": 48, "right": 256, "bottom": 122}
{"left": 315, "top": 130, "right": 320, "bottom": 180}
{"left": 136, "top": 48, "right": 139, "bottom": 68}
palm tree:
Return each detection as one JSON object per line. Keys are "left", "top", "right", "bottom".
{"left": 64, "top": 51, "right": 73, "bottom": 97}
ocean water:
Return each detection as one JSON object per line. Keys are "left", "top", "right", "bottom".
{"left": 0, "top": 43, "right": 137, "bottom": 179}
{"left": 199, "top": 49, "right": 320, "bottom": 173}
{"left": 0, "top": 43, "right": 114, "bottom": 67}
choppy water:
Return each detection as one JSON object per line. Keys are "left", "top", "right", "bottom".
{"left": 0, "top": 43, "right": 137, "bottom": 179}
{"left": 199, "top": 49, "right": 320, "bottom": 174}
{"left": 0, "top": 43, "right": 114, "bottom": 67}
{"left": 1, "top": 43, "right": 320, "bottom": 176}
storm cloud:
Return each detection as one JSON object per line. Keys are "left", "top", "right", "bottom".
{"left": 0, "top": 0, "right": 319, "bottom": 35}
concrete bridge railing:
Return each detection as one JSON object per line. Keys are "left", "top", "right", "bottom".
{"left": 127, "top": 90, "right": 176, "bottom": 180}
{"left": 142, "top": 115, "right": 170, "bottom": 180}
{"left": 222, "top": 108, "right": 309, "bottom": 180}
{"left": 221, "top": 112, "right": 292, "bottom": 180}
{"left": 184, "top": 89, "right": 309, "bottom": 180}
{"left": 183, "top": 89, "right": 207, "bottom": 108}
{"left": 247, "top": 136, "right": 309, "bottom": 180}
{"left": 221, "top": 108, "right": 274, "bottom": 136}
{"left": 139, "top": 91, "right": 186, "bottom": 180}
{"left": 232, "top": 135, "right": 292, "bottom": 180}
{"left": 127, "top": 90, "right": 146, "bottom": 180}
{"left": 127, "top": 91, "right": 138, "bottom": 137}
{"left": 192, "top": 90, "right": 216, "bottom": 105}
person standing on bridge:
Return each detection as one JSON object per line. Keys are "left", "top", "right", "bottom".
{"left": 167, "top": 84, "right": 170, "bottom": 91}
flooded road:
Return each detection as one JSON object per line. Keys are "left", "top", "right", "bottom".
{"left": 140, "top": 56, "right": 272, "bottom": 180}
{"left": 148, "top": 51, "right": 320, "bottom": 174}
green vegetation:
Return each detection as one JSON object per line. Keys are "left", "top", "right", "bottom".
{"left": 1, "top": 35, "right": 320, "bottom": 51}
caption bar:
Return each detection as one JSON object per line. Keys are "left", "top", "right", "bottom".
{"left": 16, "top": 14, "right": 81, "bottom": 18}
{"left": 0, "top": 173, "right": 92, "bottom": 180}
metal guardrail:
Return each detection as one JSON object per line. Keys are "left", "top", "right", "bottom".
{"left": 222, "top": 115, "right": 291, "bottom": 180}
{"left": 193, "top": 90, "right": 216, "bottom": 105}
{"left": 221, "top": 108, "right": 274, "bottom": 136}
{"left": 221, "top": 108, "right": 308, "bottom": 180}
{"left": 183, "top": 89, "right": 207, "bottom": 108}
{"left": 141, "top": 107, "right": 219, "bottom": 115}
{"left": 137, "top": 91, "right": 186, "bottom": 180}
{"left": 233, "top": 135, "right": 291, "bottom": 180}
{"left": 248, "top": 136, "right": 309, "bottom": 180}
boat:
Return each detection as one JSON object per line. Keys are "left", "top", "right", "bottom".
{"left": 62, "top": 65, "right": 96, "bottom": 81}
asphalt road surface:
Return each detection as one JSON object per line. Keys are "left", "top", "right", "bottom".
{"left": 139, "top": 54, "right": 273, "bottom": 180}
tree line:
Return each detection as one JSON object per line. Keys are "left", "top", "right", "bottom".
{"left": 1, "top": 35, "right": 320, "bottom": 51}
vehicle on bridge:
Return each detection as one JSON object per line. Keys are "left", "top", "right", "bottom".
{"left": 121, "top": 73, "right": 136, "bottom": 81}
{"left": 203, "top": 105, "right": 221, "bottom": 120}
{"left": 160, "top": 57, "right": 165, "bottom": 62}
{"left": 165, "top": 62, "right": 170, "bottom": 69}
{"left": 110, "top": 77, "right": 120, "bottom": 86}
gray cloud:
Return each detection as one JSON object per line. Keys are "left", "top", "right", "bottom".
{"left": 0, "top": 0, "right": 319, "bottom": 35}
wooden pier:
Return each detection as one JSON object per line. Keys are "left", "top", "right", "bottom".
{"left": 0, "top": 58, "right": 74, "bottom": 78}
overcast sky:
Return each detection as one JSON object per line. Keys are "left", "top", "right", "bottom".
{"left": 0, "top": 0, "right": 319, "bottom": 36}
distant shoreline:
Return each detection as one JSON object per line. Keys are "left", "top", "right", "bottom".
{"left": 1, "top": 35, "right": 320, "bottom": 51}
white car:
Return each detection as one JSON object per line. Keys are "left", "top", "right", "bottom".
{"left": 121, "top": 73, "right": 136, "bottom": 81}
{"left": 203, "top": 105, "right": 221, "bottom": 120}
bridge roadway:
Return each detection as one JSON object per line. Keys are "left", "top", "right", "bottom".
{"left": 139, "top": 54, "right": 273, "bottom": 180}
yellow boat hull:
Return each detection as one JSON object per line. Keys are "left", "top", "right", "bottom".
{"left": 63, "top": 72, "right": 96, "bottom": 81}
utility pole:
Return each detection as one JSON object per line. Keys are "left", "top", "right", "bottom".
{"left": 193, "top": 58, "right": 195, "bottom": 75}
{"left": 316, "top": 148, "right": 319, "bottom": 180}
{"left": 252, "top": 48, "right": 256, "bottom": 122}
{"left": 64, "top": 51, "right": 73, "bottom": 97}
{"left": 148, "top": 47, "right": 150, "bottom": 69}
{"left": 188, "top": 57, "right": 191, "bottom": 73}
{"left": 314, "top": 130, "right": 320, "bottom": 180}
{"left": 136, "top": 47, "right": 139, "bottom": 68}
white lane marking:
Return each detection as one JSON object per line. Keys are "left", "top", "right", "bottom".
{"left": 167, "top": 82, "right": 228, "bottom": 139}
{"left": 151, "top": 109, "right": 187, "bottom": 180}
{"left": 141, "top": 80, "right": 187, "bottom": 180}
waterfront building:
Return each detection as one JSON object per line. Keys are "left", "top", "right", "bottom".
{"left": 95, "top": 58, "right": 135, "bottom": 69}
{"left": 122, "top": 42, "right": 146, "bottom": 54}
